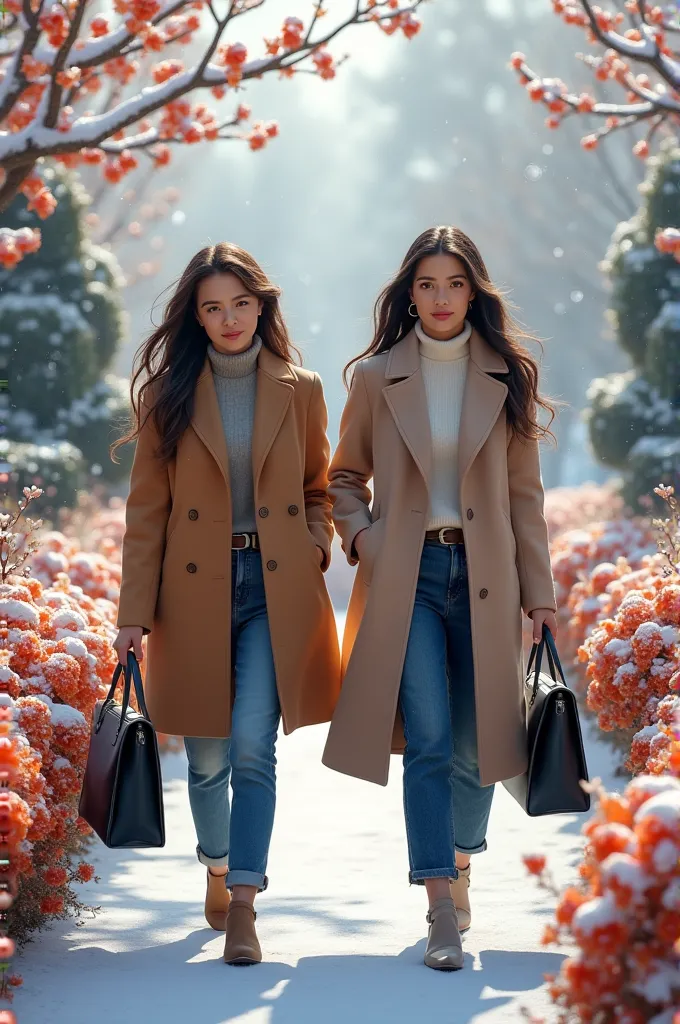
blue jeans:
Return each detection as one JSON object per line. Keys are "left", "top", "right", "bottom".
{"left": 399, "top": 541, "right": 495, "bottom": 885}
{"left": 184, "top": 550, "right": 280, "bottom": 892}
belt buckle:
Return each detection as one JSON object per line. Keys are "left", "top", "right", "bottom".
{"left": 438, "top": 527, "right": 452, "bottom": 545}
{"left": 235, "top": 533, "right": 251, "bottom": 550}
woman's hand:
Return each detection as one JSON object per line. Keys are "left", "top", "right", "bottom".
{"left": 114, "top": 626, "right": 144, "bottom": 667}
{"left": 353, "top": 526, "right": 371, "bottom": 560}
{"left": 529, "top": 609, "right": 558, "bottom": 644}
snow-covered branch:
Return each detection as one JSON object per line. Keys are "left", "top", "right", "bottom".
{"left": 512, "top": 1, "right": 680, "bottom": 155}
{"left": 0, "top": 0, "right": 428, "bottom": 211}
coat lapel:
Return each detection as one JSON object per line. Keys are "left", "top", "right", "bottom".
{"left": 383, "top": 328, "right": 432, "bottom": 487}
{"left": 191, "top": 347, "right": 296, "bottom": 491}
{"left": 382, "top": 326, "right": 510, "bottom": 489}
{"left": 458, "top": 329, "right": 509, "bottom": 483}
{"left": 191, "top": 359, "right": 230, "bottom": 489}
{"left": 252, "top": 345, "right": 295, "bottom": 486}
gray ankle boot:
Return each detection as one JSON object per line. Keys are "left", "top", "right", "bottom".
{"left": 450, "top": 864, "right": 471, "bottom": 932}
{"left": 424, "top": 897, "right": 464, "bottom": 971}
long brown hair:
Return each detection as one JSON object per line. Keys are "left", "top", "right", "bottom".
{"left": 345, "top": 226, "right": 555, "bottom": 443}
{"left": 112, "top": 242, "right": 300, "bottom": 463}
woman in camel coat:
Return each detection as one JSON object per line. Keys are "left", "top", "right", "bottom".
{"left": 112, "top": 243, "right": 340, "bottom": 966}
{"left": 322, "top": 226, "right": 557, "bottom": 971}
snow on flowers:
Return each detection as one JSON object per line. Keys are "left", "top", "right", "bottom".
{"left": 578, "top": 577, "right": 679, "bottom": 736}
{"left": 524, "top": 486, "right": 680, "bottom": 1023}
{"left": 575, "top": 488, "right": 680, "bottom": 774}
{"left": 0, "top": 567, "right": 114, "bottom": 943}
{"left": 0, "top": 490, "right": 119, "bottom": 942}
{"left": 525, "top": 769, "right": 680, "bottom": 1023}
{"left": 0, "top": 488, "right": 183, "bottom": 943}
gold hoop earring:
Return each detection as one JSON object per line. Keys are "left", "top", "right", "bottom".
{"left": 408, "top": 302, "right": 418, "bottom": 318}
{"left": 468, "top": 300, "right": 473, "bottom": 310}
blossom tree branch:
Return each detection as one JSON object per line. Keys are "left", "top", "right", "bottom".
{"left": 0, "top": 0, "right": 429, "bottom": 265}
{"left": 510, "top": 1, "right": 680, "bottom": 157}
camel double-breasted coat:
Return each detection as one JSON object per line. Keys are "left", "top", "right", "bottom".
{"left": 117, "top": 346, "right": 341, "bottom": 739}
{"left": 321, "top": 326, "right": 556, "bottom": 788}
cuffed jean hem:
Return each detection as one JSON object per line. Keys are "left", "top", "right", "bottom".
{"left": 455, "top": 839, "right": 488, "bottom": 855}
{"left": 196, "top": 844, "right": 229, "bottom": 869}
{"left": 409, "top": 866, "right": 458, "bottom": 885}
{"left": 226, "top": 870, "right": 268, "bottom": 892}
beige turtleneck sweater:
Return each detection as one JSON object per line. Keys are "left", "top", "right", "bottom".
{"left": 415, "top": 318, "right": 471, "bottom": 530}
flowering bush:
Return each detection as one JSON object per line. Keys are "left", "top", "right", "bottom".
{"left": 574, "top": 490, "right": 680, "bottom": 750}
{"left": 517, "top": 483, "right": 631, "bottom": 652}
{"left": 0, "top": 703, "right": 24, "bottom": 1006}
{"left": 543, "top": 482, "right": 624, "bottom": 542}
{"left": 551, "top": 518, "right": 655, "bottom": 615}
{"left": 630, "top": 692, "right": 680, "bottom": 778}
{"left": 58, "top": 494, "right": 127, "bottom": 557}
{"left": 578, "top": 573, "right": 679, "bottom": 733}
{"left": 30, "top": 531, "right": 121, "bottom": 606}
{"left": 525, "top": 763, "right": 680, "bottom": 1023}
{"left": 1, "top": 489, "right": 115, "bottom": 944}
{"left": 567, "top": 553, "right": 662, "bottom": 654}
{"left": 523, "top": 486, "right": 680, "bottom": 1022}
{"left": 0, "top": 486, "right": 182, "bottom": 946}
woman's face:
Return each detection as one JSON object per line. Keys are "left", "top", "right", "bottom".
{"left": 410, "top": 252, "right": 475, "bottom": 340}
{"left": 195, "top": 272, "right": 263, "bottom": 354}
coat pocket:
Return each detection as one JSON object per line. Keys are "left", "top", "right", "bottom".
{"left": 360, "top": 516, "right": 385, "bottom": 588}
{"left": 304, "top": 528, "right": 323, "bottom": 571}
{"left": 501, "top": 507, "right": 517, "bottom": 559}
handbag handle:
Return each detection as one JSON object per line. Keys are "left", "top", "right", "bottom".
{"left": 95, "top": 652, "right": 151, "bottom": 740}
{"left": 126, "top": 652, "right": 151, "bottom": 721}
{"left": 527, "top": 624, "right": 567, "bottom": 706}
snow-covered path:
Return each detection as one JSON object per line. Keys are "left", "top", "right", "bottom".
{"left": 17, "top": 714, "right": 616, "bottom": 1024}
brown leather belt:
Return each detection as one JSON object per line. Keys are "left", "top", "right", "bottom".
{"left": 425, "top": 527, "right": 464, "bottom": 545}
{"left": 232, "top": 533, "right": 260, "bottom": 550}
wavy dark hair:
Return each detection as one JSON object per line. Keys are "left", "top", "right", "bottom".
{"left": 345, "top": 225, "right": 556, "bottom": 443}
{"left": 112, "top": 242, "right": 300, "bottom": 463}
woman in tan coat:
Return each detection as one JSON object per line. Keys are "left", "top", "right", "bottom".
{"left": 112, "top": 243, "right": 340, "bottom": 965}
{"left": 322, "top": 226, "right": 557, "bottom": 971}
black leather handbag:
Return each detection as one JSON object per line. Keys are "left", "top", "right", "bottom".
{"left": 503, "top": 625, "right": 591, "bottom": 817}
{"left": 79, "top": 652, "right": 165, "bottom": 848}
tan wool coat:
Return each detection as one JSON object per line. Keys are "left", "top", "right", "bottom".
{"left": 117, "top": 346, "right": 341, "bottom": 739}
{"left": 322, "top": 327, "right": 556, "bottom": 788}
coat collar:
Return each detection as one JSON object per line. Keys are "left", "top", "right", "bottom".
{"left": 385, "top": 325, "right": 509, "bottom": 378}
{"left": 196, "top": 343, "right": 296, "bottom": 384}
{"left": 192, "top": 345, "right": 296, "bottom": 491}
{"left": 382, "top": 325, "right": 509, "bottom": 489}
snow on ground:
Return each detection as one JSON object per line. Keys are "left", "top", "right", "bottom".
{"left": 17, "top": 618, "right": 619, "bottom": 1024}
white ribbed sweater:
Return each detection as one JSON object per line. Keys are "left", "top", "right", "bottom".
{"left": 415, "top": 318, "right": 471, "bottom": 530}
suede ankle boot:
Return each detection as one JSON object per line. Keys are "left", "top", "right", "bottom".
{"left": 424, "top": 897, "right": 464, "bottom": 971}
{"left": 223, "top": 900, "right": 262, "bottom": 966}
{"left": 205, "top": 868, "right": 231, "bottom": 931}
{"left": 449, "top": 864, "right": 471, "bottom": 932}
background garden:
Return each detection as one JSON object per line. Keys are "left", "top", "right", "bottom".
{"left": 1, "top": 1, "right": 679, "bottom": 1022}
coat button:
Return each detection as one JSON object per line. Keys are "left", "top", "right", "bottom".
{"left": 186, "top": 563, "right": 197, "bottom": 574}
{"left": 288, "top": 504, "right": 299, "bottom": 516}
{"left": 266, "top": 560, "right": 277, "bottom": 571}
{"left": 259, "top": 507, "right": 269, "bottom": 518}
{"left": 467, "top": 509, "right": 474, "bottom": 520}
{"left": 479, "top": 588, "right": 488, "bottom": 599}
{"left": 188, "top": 509, "right": 198, "bottom": 521}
